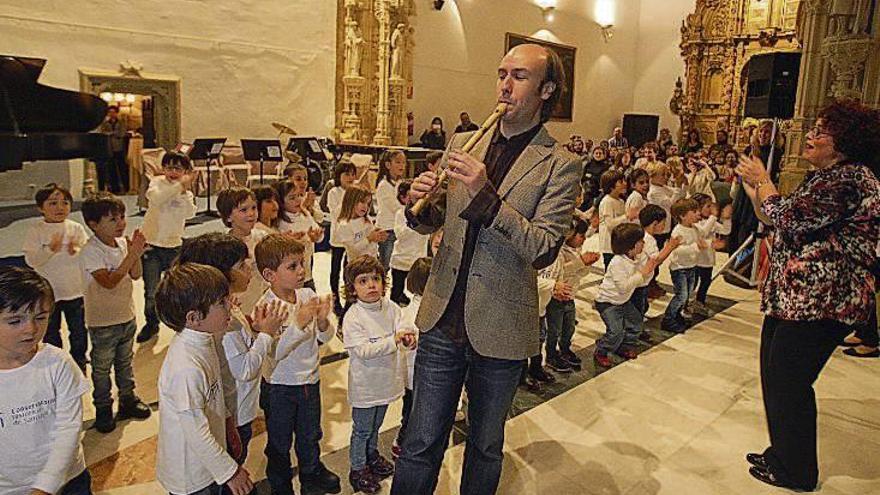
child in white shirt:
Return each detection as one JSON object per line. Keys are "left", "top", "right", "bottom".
{"left": 337, "top": 187, "right": 387, "bottom": 264}
{"left": 341, "top": 255, "right": 415, "bottom": 493}
{"left": 138, "top": 151, "right": 197, "bottom": 343}
{"left": 175, "top": 232, "right": 288, "bottom": 466}
{"left": 155, "top": 263, "right": 253, "bottom": 495}
{"left": 390, "top": 181, "right": 429, "bottom": 307}
{"left": 662, "top": 198, "right": 708, "bottom": 333}
{"left": 594, "top": 224, "right": 662, "bottom": 367}
{"left": 375, "top": 150, "right": 407, "bottom": 269}
{"left": 217, "top": 187, "right": 270, "bottom": 312}
{"left": 691, "top": 194, "right": 732, "bottom": 314}
{"left": 80, "top": 193, "right": 151, "bottom": 434}
{"left": 22, "top": 184, "right": 89, "bottom": 370}
{"left": 646, "top": 163, "right": 686, "bottom": 253}
{"left": 545, "top": 217, "right": 601, "bottom": 373}
{"left": 327, "top": 160, "right": 358, "bottom": 315}
{"left": 276, "top": 181, "right": 324, "bottom": 291}
{"left": 598, "top": 170, "right": 640, "bottom": 269}
{"left": 392, "top": 257, "right": 431, "bottom": 460}
{"left": 631, "top": 206, "right": 682, "bottom": 340}
{"left": 285, "top": 163, "right": 325, "bottom": 223}
{"left": 253, "top": 234, "right": 341, "bottom": 495}
{"left": 625, "top": 168, "right": 650, "bottom": 224}
{"left": 253, "top": 184, "right": 281, "bottom": 234}
{"left": 0, "top": 267, "right": 91, "bottom": 495}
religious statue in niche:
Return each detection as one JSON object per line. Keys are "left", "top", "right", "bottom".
{"left": 390, "top": 23, "right": 405, "bottom": 79}
{"left": 344, "top": 20, "right": 364, "bottom": 77}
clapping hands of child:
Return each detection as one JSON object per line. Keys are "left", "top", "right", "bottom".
{"left": 286, "top": 231, "right": 308, "bottom": 241}
{"left": 294, "top": 295, "right": 333, "bottom": 330}
{"left": 226, "top": 465, "right": 254, "bottom": 495}
{"left": 127, "top": 229, "right": 147, "bottom": 258}
{"left": 308, "top": 226, "right": 324, "bottom": 242}
{"left": 397, "top": 330, "right": 418, "bottom": 350}
{"left": 367, "top": 228, "right": 389, "bottom": 243}
{"left": 251, "top": 300, "right": 289, "bottom": 337}
{"left": 553, "top": 282, "right": 574, "bottom": 301}
{"left": 48, "top": 232, "right": 64, "bottom": 253}
{"left": 581, "top": 251, "right": 601, "bottom": 266}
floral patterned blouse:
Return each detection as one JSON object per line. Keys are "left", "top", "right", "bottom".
{"left": 761, "top": 162, "right": 880, "bottom": 325}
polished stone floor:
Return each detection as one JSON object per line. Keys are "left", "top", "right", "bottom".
{"left": 2, "top": 199, "right": 878, "bottom": 494}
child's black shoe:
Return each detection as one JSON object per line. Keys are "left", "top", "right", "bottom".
{"left": 94, "top": 406, "right": 116, "bottom": 434}
{"left": 117, "top": 396, "right": 151, "bottom": 421}
{"left": 300, "top": 462, "right": 342, "bottom": 495}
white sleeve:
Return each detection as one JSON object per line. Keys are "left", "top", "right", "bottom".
{"left": 377, "top": 182, "right": 399, "bottom": 221}
{"left": 272, "top": 323, "right": 313, "bottom": 363}
{"left": 73, "top": 222, "right": 90, "bottom": 248}
{"left": 716, "top": 219, "right": 732, "bottom": 236}
{"left": 609, "top": 261, "right": 648, "bottom": 294}
{"left": 22, "top": 226, "right": 54, "bottom": 268}
{"left": 694, "top": 216, "right": 718, "bottom": 238}
{"left": 393, "top": 210, "right": 409, "bottom": 239}
{"left": 600, "top": 199, "right": 627, "bottom": 231}
{"left": 146, "top": 178, "right": 185, "bottom": 206}
{"left": 343, "top": 315, "right": 398, "bottom": 361}
{"left": 673, "top": 227, "right": 702, "bottom": 258}
{"left": 221, "top": 329, "right": 272, "bottom": 383}
{"left": 31, "top": 358, "right": 89, "bottom": 494}
{"left": 80, "top": 244, "right": 105, "bottom": 278}
{"left": 169, "top": 369, "right": 239, "bottom": 485}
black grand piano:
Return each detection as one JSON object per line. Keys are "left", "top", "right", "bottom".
{"left": 0, "top": 55, "right": 110, "bottom": 171}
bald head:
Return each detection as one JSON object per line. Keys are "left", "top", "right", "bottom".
{"left": 497, "top": 43, "right": 565, "bottom": 127}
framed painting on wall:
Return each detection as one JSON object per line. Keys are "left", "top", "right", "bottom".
{"left": 505, "top": 33, "right": 576, "bottom": 122}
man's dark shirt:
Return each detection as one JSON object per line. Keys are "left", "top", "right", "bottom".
{"left": 454, "top": 122, "right": 480, "bottom": 134}
{"left": 435, "top": 124, "right": 543, "bottom": 344}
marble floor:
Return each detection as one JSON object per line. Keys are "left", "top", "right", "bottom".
{"left": 2, "top": 198, "right": 878, "bottom": 494}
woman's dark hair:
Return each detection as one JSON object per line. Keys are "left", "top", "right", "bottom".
{"left": 431, "top": 116, "right": 443, "bottom": 128}
{"left": 539, "top": 47, "right": 566, "bottom": 124}
{"left": 818, "top": 99, "right": 880, "bottom": 174}
{"left": 176, "top": 233, "right": 248, "bottom": 282}
{"left": 688, "top": 128, "right": 702, "bottom": 143}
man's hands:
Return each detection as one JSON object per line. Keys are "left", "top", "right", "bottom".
{"left": 410, "top": 171, "right": 440, "bottom": 202}
{"left": 225, "top": 466, "right": 254, "bottom": 495}
{"left": 445, "top": 150, "right": 489, "bottom": 198}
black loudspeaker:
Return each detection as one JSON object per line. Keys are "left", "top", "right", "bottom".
{"left": 744, "top": 52, "right": 801, "bottom": 119}
{"left": 622, "top": 113, "right": 659, "bottom": 149}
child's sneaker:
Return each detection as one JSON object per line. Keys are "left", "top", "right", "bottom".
{"left": 691, "top": 300, "right": 710, "bottom": 315}
{"left": 368, "top": 454, "right": 395, "bottom": 479}
{"left": 94, "top": 406, "right": 116, "bottom": 433}
{"left": 560, "top": 349, "right": 582, "bottom": 367}
{"left": 593, "top": 351, "right": 613, "bottom": 368}
{"left": 528, "top": 365, "right": 556, "bottom": 384}
{"left": 681, "top": 307, "right": 693, "bottom": 321}
{"left": 349, "top": 467, "right": 381, "bottom": 494}
{"left": 616, "top": 347, "right": 638, "bottom": 360}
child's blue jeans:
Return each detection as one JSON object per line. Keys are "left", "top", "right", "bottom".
{"left": 595, "top": 301, "right": 642, "bottom": 355}
{"left": 545, "top": 298, "right": 576, "bottom": 357}
{"left": 663, "top": 268, "right": 697, "bottom": 326}
{"left": 351, "top": 405, "right": 389, "bottom": 470}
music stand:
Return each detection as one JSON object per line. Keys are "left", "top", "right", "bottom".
{"left": 190, "top": 138, "right": 226, "bottom": 218}
{"left": 241, "top": 139, "right": 283, "bottom": 184}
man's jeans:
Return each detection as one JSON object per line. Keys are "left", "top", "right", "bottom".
{"left": 142, "top": 245, "right": 181, "bottom": 330}
{"left": 260, "top": 380, "right": 323, "bottom": 495}
{"left": 391, "top": 329, "right": 524, "bottom": 495}
{"left": 89, "top": 320, "right": 137, "bottom": 408}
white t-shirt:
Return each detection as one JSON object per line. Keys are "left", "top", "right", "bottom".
{"left": 390, "top": 209, "right": 429, "bottom": 271}
{"left": 336, "top": 217, "right": 379, "bottom": 261}
{"left": 399, "top": 295, "right": 421, "bottom": 389}
{"left": 327, "top": 186, "right": 346, "bottom": 247}
{"left": 668, "top": 224, "right": 703, "bottom": 271}
{"left": 694, "top": 216, "right": 732, "bottom": 268}
{"left": 598, "top": 195, "right": 627, "bottom": 254}
{"left": 624, "top": 191, "right": 648, "bottom": 225}
{"left": 259, "top": 288, "right": 336, "bottom": 386}
{"left": 142, "top": 176, "right": 197, "bottom": 248}
{"left": 537, "top": 256, "right": 562, "bottom": 318}
{"left": 22, "top": 219, "right": 89, "bottom": 301}
{"left": 79, "top": 236, "right": 136, "bottom": 327}
{"left": 220, "top": 307, "right": 273, "bottom": 427}
{"left": 157, "top": 328, "right": 238, "bottom": 495}
{"left": 342, "top": 298, "right": 409, "bottom": 408}
{"left": 234, "top": 228, "right": 270, "bottom": 314}
{"left": 596, "top": 254, "right": 649, "bottom": 305}
{"left": 278, "top": 212, "right": 322, "bottom": 282}
{"left": 647, "top": 184, "right": 684, "bottom": 234}
{"left": 638, "top": 233, "right": 660, "bottom": 288}
{"left": 375, "top": 179, "right": 402, "bottom": 231}
{"left": 0, "top": 345, "right": 89, "bottom": 495}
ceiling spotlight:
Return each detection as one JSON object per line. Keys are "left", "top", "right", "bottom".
{"left": 433, "top": 0, "right": 445, "bottom": 10}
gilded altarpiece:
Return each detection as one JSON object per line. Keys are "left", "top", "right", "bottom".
{"left": 334, "top": 0, "right": 415, "bottom": 146}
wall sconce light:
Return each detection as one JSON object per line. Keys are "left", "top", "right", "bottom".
{"left": 535, "top": 0, "right": 557, "bottom": 23}
{"left": 599, "top": 23, "right": 614, "bottom": 42}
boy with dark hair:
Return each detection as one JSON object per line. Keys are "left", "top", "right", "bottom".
{"left": 138, "top": 151, "right": 197, "bottom": 343}
{"left": 155, "top": 263, "right": 254, "bottom": 495}
{"left": 22, "top": 183, "right": 90, "bottom": 370}
{"left": 390, "top": 180, "right": 429, "bottom": 306}
{"left": 424, "top": 151, "right": 443, "bottom": 174}
{"left": 0, "top": 266, "right": 92, "bottom": 494}
{"left": 79, "top": 192, "right": 151, "bottom": 433}
{"left": 254, "top": 234, "right": 341, "bottom": 495}
{"left": 593, "top": 224, "right": 663, "bottom": 367}
{"left": 662, "top": 198, "right": 707, "bottom": 333}
{"left": 598, "top": 169, "right": 639, "bottom": 269}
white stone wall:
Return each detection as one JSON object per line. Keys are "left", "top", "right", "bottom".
{"left": 0, "top": 0, "right": 337, "bottom": 142}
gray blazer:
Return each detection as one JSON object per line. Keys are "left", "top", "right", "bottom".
{"left": 411, "top": 125, "right": 582, "bottom": 360}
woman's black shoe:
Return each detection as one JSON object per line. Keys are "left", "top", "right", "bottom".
{"left": 745, "top": 453, "right": 768, "bottom": 471}
{"left": 748, "top": 466, "right": 813, "bottom": 491}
